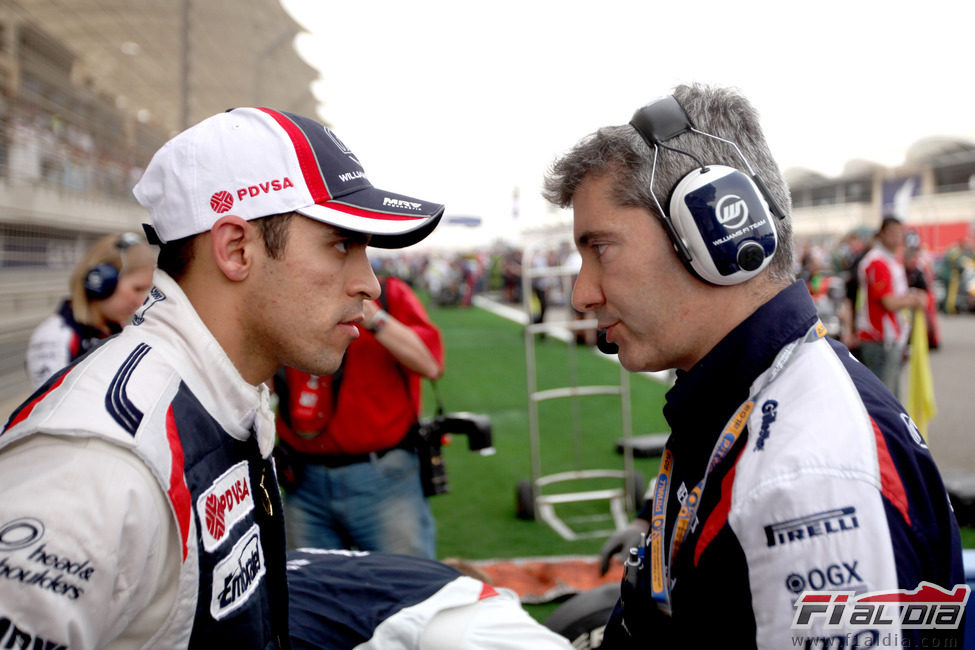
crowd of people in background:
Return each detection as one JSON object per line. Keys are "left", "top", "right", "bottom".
{"left": 0, "top": 98, "right": 148, "bottom": 200}
{"left": 371, "top": 224, "right": 975, "bottom": 337}
{"left": 366, "top": 217, "right": 974, "bottom": 412}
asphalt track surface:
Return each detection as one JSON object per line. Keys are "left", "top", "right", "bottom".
{"left": 923, "top": 314, "right": 975, "bottom": 480}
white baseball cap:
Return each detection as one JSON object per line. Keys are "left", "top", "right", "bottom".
{"left": 133, "top": 107, "right": 444, "bottom": 248}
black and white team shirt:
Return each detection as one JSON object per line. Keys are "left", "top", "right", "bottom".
{"left": 604, "top": 281, "right": 963, "bottom": 649}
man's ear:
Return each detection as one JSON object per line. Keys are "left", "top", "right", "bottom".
{"left": 210, "top": 215, "right": 256, "bottom": 282}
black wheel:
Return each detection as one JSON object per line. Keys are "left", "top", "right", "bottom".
{"left": 515, "top": 479, "right": 535, "bottom": 520}
{"left": 626, "top": 472, "right": 646, "bottom": 512}
{"left": 543, "top": 583, "right": 619, "bottom": 648}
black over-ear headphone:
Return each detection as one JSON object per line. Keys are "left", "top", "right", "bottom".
{"left": 629, "top": 96, "right": 786, "bottom": 286}
{"left": 83, "top": 232, "right": 142, "bottom": 301}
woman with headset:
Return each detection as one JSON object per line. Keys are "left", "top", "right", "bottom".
{"left": 25, "top": 231, "right": 156, "bottom": 388}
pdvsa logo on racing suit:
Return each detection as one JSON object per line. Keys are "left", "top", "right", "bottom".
{"left": 210, "top": 524, "right": 265, "bottom": 620}
{"left": 197, "top": 461, "right": 254, "bottom": 552}
{"left": 792, "top": 582, "right": 970, "bottom": 630}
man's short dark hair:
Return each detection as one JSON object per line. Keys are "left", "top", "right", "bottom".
{"left": 156, "top": 212, "right": 295, "bottom": 281}
{"left": 880, "top": 215, "right": 903, "bottom": 232}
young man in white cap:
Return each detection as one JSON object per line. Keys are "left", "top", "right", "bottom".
{"left": 0, "top": 108, "right": 443, "bottom": 649}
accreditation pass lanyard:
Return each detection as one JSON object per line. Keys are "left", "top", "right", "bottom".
{"left": 648, "top": 320, "right": 828, "bottom": 615}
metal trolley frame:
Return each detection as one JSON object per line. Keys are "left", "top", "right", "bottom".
{"left": 515, "top": 238, "right": 643, "bottom": 540}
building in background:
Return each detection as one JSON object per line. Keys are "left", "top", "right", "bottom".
{"left": 788, "top": 137, "right": 975, "bottom": 254}
{"left": 0, "top": 0, "right": 318, "bottom": 403}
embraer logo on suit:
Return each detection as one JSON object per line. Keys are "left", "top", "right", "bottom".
{"left": 211, "top": 525, "right": 266, "bottom": 620}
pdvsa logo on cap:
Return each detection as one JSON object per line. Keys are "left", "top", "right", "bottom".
{"left": 209, "top": 178, "right": 296, "bottom": 214}
{"left": 211, "top": 191, "right": 235, "bottom": 214}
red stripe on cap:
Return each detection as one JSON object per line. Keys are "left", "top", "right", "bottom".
{"left": 324, "top": 201, "right": 427, "bottom": 222}
{"left": 871, "top": 417, "right": 911, "bottom": 526}
{"left": 5, "top": 370, "right": 71, "bottom": 431}
{"left": 478, "top": 583, "right": 499, "bottom": 600}
{"left": 165, "top": 404, "right": 192, "bottom": 561}
{"left": 694, "top": 445, "right": 745, "bottom": 567}
{"left": 255, "top": 108, "right": 330, "bottom": 203}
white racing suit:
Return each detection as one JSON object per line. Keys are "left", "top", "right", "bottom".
{"left": 0, "top": 270, "right": 289, "bottom": 649}
{"left": 24, "top": 300, "right": 119, "bottom": 389}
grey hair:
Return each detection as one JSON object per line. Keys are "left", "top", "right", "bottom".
{"left": 542, "top": 83, "right": 794, "bottom": 284}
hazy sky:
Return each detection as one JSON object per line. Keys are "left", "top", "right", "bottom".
{"left": 280, "top": 0, "right": 975, "bottom": 246}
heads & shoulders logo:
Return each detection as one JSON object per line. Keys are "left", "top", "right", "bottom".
{"left": 0, "top": 517, "right": 95, "bottom": 601}
{"left": 0, "top": 517, "right": 44, "bottom": 551}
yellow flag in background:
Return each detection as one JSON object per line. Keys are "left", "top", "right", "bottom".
{"left": 906, "top": 309, "right": 937, "bottom": 441}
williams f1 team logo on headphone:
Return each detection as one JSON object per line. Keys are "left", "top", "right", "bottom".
{"left": 629, "top": 95, "right": 785, "bottom": 286}
{"left": 716, "top": 194, "right": 749, "bottom": 229}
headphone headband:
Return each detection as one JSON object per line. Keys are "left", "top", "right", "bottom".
{"left": 116, "top": 232, "right": 142, "bottom": 250}
{"left": 629, "top": 96, "right": 694, "bottom": 145}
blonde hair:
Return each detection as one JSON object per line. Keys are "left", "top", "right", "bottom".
{"left": 69, "top": 232, "right": 156, "bottom": 326}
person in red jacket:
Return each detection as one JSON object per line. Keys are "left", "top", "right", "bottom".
{"left": 276, "top": 274, "right": 444, "bottom": 558}
{"left": 855, "top": 216, "right": 928, "bottom": 397}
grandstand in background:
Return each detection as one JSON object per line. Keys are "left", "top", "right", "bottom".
{"left": 0, "top": 0, "right": 318, "bottom": 403}
{"left": 788, "top": 138, "right": 975, "bottom": 253}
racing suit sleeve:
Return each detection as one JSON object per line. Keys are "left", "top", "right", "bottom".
{"left": 419, "top": 586, "right": 574, "bottom": 650}
{"left": 25, "top": 315, "right": 74, "bottom": 390}
{"left": 725, "top": 457, "right": 906, "bottom": 649}
{"left": 0, "top": 435, "right": 180, "bottom": 649}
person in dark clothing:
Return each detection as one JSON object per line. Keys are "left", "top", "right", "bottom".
{"left": 543, "top": 83, "right": 963, "bottom": 649}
